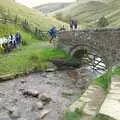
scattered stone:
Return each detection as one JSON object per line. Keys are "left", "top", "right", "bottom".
{"left": 20, "top": 79, "right": 26, "bottom": 84}
{"left": 19, "top": 88, "right": 24, "bottom": 92}
{"left": 23, "top": 89, "right": 39, "bottom": 97}
{"left": 41, "top": 73, "right": 47, "bottom": 78}
{"left": 45, "top": 63, "right": 57, "bottom": 72}
{"left": 45, "top": 68, "right": 56, "bottom": 72}
{"left": 38, "top": 93, "right": 51, "bottom": 104}
{"left": 8, "top": 107, "right": 21, "bottom": 119}
{"left": 37, "top": 109, "right": 50, "bottom": 119}
{"left": 36, "top": 102, "right": 43, "bottom": 110}
{"left": 62, "top": 90, "right": 74, "bottom": 96}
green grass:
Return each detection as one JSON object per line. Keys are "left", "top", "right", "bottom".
{"left": 112, "top": 65, "right": 120, "bottom": 75}
{"left": 95, "top": 70, "right": 112, "bottom": 91}
{"left": 0, "top": 43, "right": 68, "bottom": 75}
{"left": 95, "top": 64, "right": 120, "bottom": 91}
{"left": 0, "top": 23, "right": 68, "bottom": 76}
{"left": 0, "top": 0, "right": 68, "bottom": 32}
{"left": 93, "top": 114, "right": 115, "bottom": 120}
{"left": 59, "top": 109, "right": 83, "bottom": 120}
{"left": 34, "top": 3, "right": 71, "bottom": 14}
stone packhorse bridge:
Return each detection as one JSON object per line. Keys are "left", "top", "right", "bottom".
{"left": 57, "top": 28, "right": 120, "bottom": 68}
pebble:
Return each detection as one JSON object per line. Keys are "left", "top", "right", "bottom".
{"left": 36, "top": 102, "right": 43, "bottom": 110}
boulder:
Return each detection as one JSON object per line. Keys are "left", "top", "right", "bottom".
{"left": 23, "top": 89, "right": 39, "bottom": 97}
{"left": 38, "top": 93, "right": 51, "bottom": 104}
{"left": 8, "top": 107, "right": 21, "bottom": 119}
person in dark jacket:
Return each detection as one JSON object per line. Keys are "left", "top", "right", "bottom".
{"left": 74, "top": 20, "right": 78, "bottom": 30}
{"left": 15, "top": 31, "right": 22, "bottom": 47}
{"left": 70, "top": 20, "right": 74, "bottom": 30}
{"left": 60, "top": 25, "right": 66, "bottom": 32}
{"left": 48, "top": 26, "right": 57, "bottom": 44}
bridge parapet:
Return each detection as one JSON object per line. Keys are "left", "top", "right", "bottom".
{"left": 57, "top": 28, "right": 120, "bottom": 67}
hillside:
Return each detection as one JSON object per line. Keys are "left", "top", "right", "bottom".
{"left": 34, "top": 3, "right": 72, "bottom": 14}
{"left": 0, "top": 0, "right": 66, "bottom": 33}
{"left": 54, "top": 0, "right": 120, "bottom": 28}
{"left": 0, "top": 0, "right": 68, "bottom": 75}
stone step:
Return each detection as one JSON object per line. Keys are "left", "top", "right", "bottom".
{"left": 69, "top": 84, "right": 105, "bottom": 119}
{"left": 99, "top": 75, "right": 120, "bottom": 120}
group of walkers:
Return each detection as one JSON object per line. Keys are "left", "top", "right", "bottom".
{"left": 0, "top": 32, "right": 22, "bottom": 53}
{"left": 48, "top": 19, "right": 78, "bottom": 44}
{"left": 48, "top": 25, "right": 64, "bottom": 44}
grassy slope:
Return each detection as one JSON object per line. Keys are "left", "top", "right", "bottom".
{"left": 0, "top": 23, "right": 68, "bottom": 75}
{"left": 34, "top": 3, "right": 71, "bottom": 14}
{"left": 54, "top": 0, "right": 120, "bottom": 28}
{"left": 0, "top": 0, "right": 68, "bottom": 76}
{"left": 0, "top": 0, "right": 67, "bottom": 31}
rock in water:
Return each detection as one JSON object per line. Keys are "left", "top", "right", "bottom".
{"left": 62, "top": 90, "right": 74, "bottom": 96}
{"left": 8, "top": 107, "right": 21, "bottom": 119}
{"left": 38, "top": 93, "right": 51, "bottom": 103}
{"left": 23, "top": 89, "right": 39, "bottom": 97}
{"left": 36, "top": 102, "right": 43, "bottom": 110}
{"left": 20, "top": 79, "right": 26, "bottom": 84}
{"left": 37, "top": 109, "right": 50, "bottom": 119}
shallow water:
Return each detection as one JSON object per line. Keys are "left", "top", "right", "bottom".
{"left": 0, "top": 67, "right": 96, "bottom": 120}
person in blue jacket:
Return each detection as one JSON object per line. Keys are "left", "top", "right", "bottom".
{"left": 48, "top": 26, "right": 57, "bottom": 44}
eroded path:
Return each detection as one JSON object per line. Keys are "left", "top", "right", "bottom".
{"left": 0, "top": 67, "right": 95, "bottom": 120}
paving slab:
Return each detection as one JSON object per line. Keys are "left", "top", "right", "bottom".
{"left": 69, "top": 84, "right": 105, "bottom": 119}
{"left": 99, "top": 75, "right": 120, "bottom": 120}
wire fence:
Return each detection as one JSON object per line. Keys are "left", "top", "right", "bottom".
{"left": 0, "top": 17, "right": 52, "bottom": 41}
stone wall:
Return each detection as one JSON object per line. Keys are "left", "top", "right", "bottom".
{"left": 57, "top": 28, "right": 120, "bottom": 67}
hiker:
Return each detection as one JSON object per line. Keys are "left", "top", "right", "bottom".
{"left": 48, "top": 26, "right": 57, "bottom": 44}
{"left": 60, "top": 25, "right": 66, "bottom": 32}
{"left": 12, "top": 35, "right": 17, "bottom": 48}
{"left": 74, "top": 20, "right": 78, "bottom": 30}
{"left": 8, "top": 34, "right": 13, "bottom": 48}
{"left": 15, "top": 31, "right": 22, "bottom": 48}
{"left": 3, "top": 43, "right": 10, "bottom": 53}
{"left": 70, "top": 20, "right": 74, "bottom": 31}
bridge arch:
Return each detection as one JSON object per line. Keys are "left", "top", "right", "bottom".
{"left": 69, "top": 44, "right": 108, "bottom": 71}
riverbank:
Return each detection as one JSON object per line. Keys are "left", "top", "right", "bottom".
{"left": 0, "top": 41, "right": 69, "bottom": 80}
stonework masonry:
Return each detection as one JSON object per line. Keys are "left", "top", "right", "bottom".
{"left": 57, "top": 28, "right": 120, "bottom": 67}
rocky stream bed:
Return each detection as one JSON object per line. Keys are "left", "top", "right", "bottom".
{"left": 0, "top": 67, "right": 96, "bottom": 120}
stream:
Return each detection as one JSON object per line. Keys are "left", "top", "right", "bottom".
{"left": 0, "top": 66, "right": 97, "bottom": 120}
